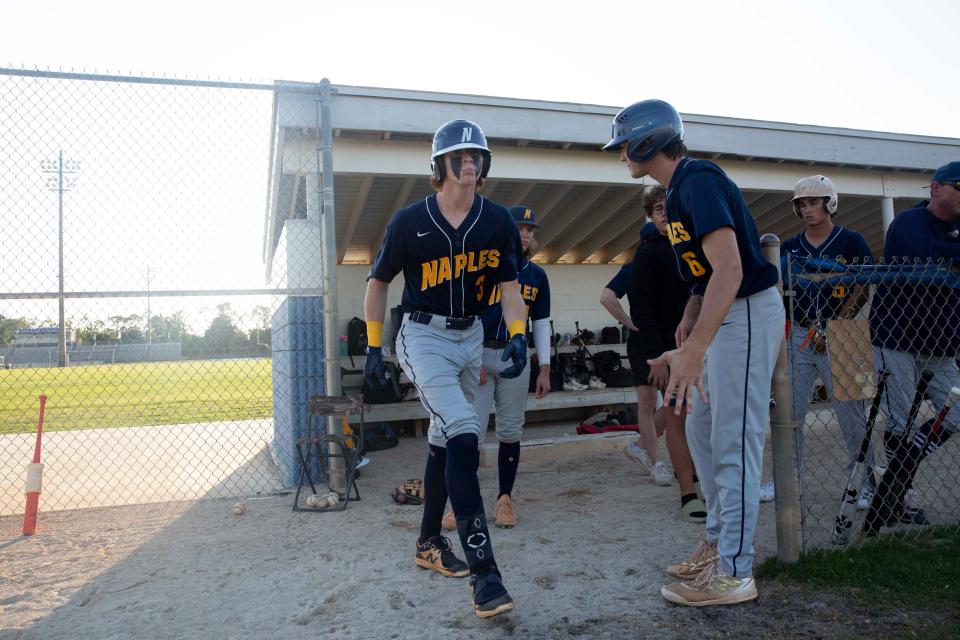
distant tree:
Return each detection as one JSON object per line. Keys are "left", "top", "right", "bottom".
{"left": 73, "top": 315, "right": 112, "bottom": 345}
{"left": 203, "top": 303, "right": 246, "bottom": 355}
{"left": 164, "top": 311, "right": 189, "bottom": 341}
{"left": 0, "top": 315, "right": 31, "bottom": 346}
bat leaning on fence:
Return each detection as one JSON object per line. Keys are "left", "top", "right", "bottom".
{"left": 864, "top": 386, "right": 960, "bottom": 537}
{"left": 831, "top": 370, "right": 890, "bottom": 545}
{"left": 862, "top": 370, "right": 941, "bottom": 537}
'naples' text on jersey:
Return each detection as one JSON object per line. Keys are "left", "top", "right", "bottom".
{"left": 479, "top": 259, "right": 551, "bottom": 341}
{"left": 370, "top": 194, "right": 522, "bottom": 317}
{"left": 664, "top": 158, "right": 778, "bottom": 297}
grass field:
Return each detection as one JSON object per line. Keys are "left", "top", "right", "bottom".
{"left": 757, "top": 526, "right": 960, "bottom": 638}
{"left": 0, "top": 359, "right": 273, "bottom": 434}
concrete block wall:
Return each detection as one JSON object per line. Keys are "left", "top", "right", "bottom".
{"left": 270, "top": 296, "right": 325, "bottom": 488}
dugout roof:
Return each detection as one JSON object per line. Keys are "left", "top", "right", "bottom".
{"left": 263, "top": 81, "right": 960, "bottom": 274}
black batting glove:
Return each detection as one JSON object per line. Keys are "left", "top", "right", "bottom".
{"left": 499, "top": 334, "right": 528, "bottom": 379}
{"left": 363, "top": 346, "right": 389, "bottom": 388}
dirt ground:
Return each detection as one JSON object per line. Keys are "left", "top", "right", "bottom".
{"left": 0, "top": 425, "right": 949, "bottom": 640}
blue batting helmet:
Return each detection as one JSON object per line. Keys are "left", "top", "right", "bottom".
{"left": 430, "top": 119, "right": 492, "bottom": 182}
{"left": 602, "top": 99, "right": 684, "bottom": 163}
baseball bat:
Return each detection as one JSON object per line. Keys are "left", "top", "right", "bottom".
{"left": 23, "top": 394, "right": 48, "bottom": 536}
{"left": 863, "top": 369, "right": 934, "bottom": 535}
{"left": 882, "top": 385, "right": 960, "bottom": 522}
{"left": 913, "top": 386, "right": 960, "bottom": 448}
{"left": 831, "top": 369, "right": 889, "bottom": 545}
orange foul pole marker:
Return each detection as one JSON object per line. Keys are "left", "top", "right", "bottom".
{"left": 22, "top": 394, "right": 47, "bottom": 536}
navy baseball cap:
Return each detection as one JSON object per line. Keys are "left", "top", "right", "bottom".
{"left": 510, "top": 206, "right": 540, "bottom": 228}
{"left": 932, "top": 161, "right": 960, "bottom": 183}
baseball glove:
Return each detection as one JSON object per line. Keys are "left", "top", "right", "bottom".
{"left": 390, "top": 478, "right": 425, "bottom": 505}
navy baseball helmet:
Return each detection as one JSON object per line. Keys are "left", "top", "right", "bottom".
{"left": 430, "top": 119, "right": 492, "bottom": 182}
{"left": 602, "top": 99, "right": 684, "bottom": 163}
{"left": 510, "top": 205, "right": 539, "bottom": 228}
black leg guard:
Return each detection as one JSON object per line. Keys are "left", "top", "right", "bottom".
{"left": 456, "top": 511, "right": 496, "bottom": 573}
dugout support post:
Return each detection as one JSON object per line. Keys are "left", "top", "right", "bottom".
{"left": 761, "top": 234, "right": 800, "bottom": 564}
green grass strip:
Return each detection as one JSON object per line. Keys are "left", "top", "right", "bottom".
{"left": 0, "top": 359, "right": 273, "bottom": 434}
{"left": 756, "top": 526, "right": 960, "bottom": 612}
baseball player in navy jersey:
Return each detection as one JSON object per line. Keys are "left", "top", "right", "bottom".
{"left": 600, "top": 221, "right": 659, "bottom": 332}
{"left": 760, "top": 175, "right": 875, "bottom": 507}
{"left": 604, "top": 99, "right": 782, "bottom": 606}
{"left": 626, "top": 186, "right": 706, "bottom": 521}
{"left": 440, "top": 206, "right": 551, "bottom": 531}
{"left": 363, "top": 119, "right": 526, "bottom": 618}
{"left": 863, "top": 161, "right": 960, "bottom": 535}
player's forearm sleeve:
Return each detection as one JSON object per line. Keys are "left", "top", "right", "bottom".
{"left": 532, "top": 318, "right": 551, "bottom": 360}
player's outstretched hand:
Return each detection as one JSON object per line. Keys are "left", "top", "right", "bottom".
{"left": 499, "top": 335, "right": 528, "bottom": 379}
{"left": 364, "top": 346, "right": 390, "bottom": 388}
{"left": 648, "top": 344, "right": 708, "bottom": 415}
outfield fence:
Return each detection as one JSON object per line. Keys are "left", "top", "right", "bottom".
{"left": 0, "top": 68, "right": 336, "bottom": 516}
{"left": 781, "top": 255, "right": 960, "bottom": 551}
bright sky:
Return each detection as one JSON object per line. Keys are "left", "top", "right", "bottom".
{"left": 3, "top": 0, "right": 957, "bottom": 138}
{"left": 1, "top": 0, "right": 956, "bottom": 333}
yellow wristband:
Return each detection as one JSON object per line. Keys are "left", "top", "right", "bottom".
{"left": 366, "top": 321, "right": 383, "bottom": 348}
{"left": 507, "top": 320, "right": 525, "bottom": 338}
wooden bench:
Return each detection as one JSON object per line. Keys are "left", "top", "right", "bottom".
{"left": 341, "top": 343, "right": 633, "bottom": 435}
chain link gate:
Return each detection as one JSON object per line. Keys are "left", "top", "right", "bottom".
{"left": 0, "top": 69, "right": 333, "bottom": 516}
{"left": 781, "top": 253, "right": 960, "bottom": 551}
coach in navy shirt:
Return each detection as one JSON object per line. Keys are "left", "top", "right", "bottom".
{"left": 863, "top": 161, "right": 960, "bottom": 534}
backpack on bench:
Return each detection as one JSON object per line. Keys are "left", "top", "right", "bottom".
{"left": 591, "top": 350, "right": 634, "bottom": 388}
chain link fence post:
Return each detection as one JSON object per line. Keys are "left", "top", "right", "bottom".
{"left": 761, "top": 233, "right": 800, "bottom": 563}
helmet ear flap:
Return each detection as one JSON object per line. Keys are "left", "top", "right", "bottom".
{"left": 626, "top": 136, "right": 654, "bottom": 163}
{"left": 431, "top": 157, "right": 445, "bottom": 183}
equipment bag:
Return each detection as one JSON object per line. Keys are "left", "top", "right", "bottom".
{"left": 591, "top": 349, "right": 634, "bottom": 388}
{"left": 347, "top": 317, "right": 368, "bottom": 356}
{"left": 558, "top": 352, "right": 590, "bottom": 386}
{"left": 362, "top": 422, "right": 399, "bottom": 453}
{"left": 362, "top": 362, "right": 402, "bottom": 404}
{"left": 601, "top": 326, "right": 621, "bottom": 344}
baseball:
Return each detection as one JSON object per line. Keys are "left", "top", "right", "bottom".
{"left": 305, "top": 494, "right": 319, "bottom": 509}
{"left": 232, "top": 502, "right": 245, "bottom": 516}
{"left": 326, "top": 493, "right": 339, "bottom": 508}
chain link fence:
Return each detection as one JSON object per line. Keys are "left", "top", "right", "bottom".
{"left": 781, "top": 254, "right": 960, "bottom": 551}
{"left": 0, "top": 68, "right": 332, "bottom": 515}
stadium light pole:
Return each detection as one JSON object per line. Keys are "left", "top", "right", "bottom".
{"left": 42, "top": 151, "right": 80, "bottom": 368}
{"left": 141, "top": 265, "right": 157, "bottom": 347}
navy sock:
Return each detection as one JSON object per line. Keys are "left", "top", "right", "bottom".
{"left": 497, "top": 441, "right": 521, "bottom": 498}
{"left": 418, "top": 444, "right": 448, "bottom": 543}
{"left": 680, "top": 492, "right": 698, "bottom": 507}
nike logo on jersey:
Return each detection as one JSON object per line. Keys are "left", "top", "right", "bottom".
{"left": 420, "top": 249, "right": 501, "bottom": 291}
{"left": 417, "top": 231, "right": 431, "bottom": 238}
